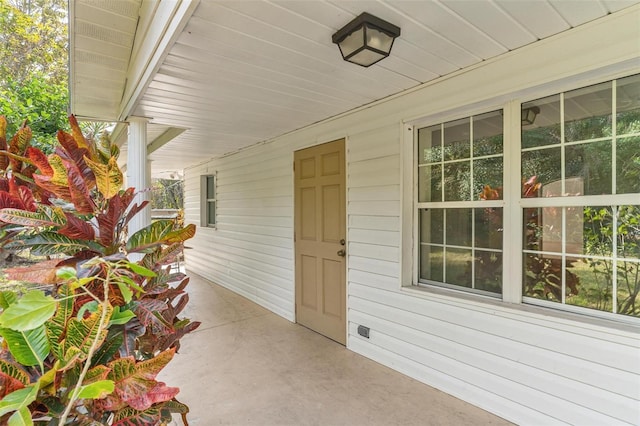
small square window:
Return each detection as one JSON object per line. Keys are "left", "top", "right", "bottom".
{"left": 201, "top": 175, "right": 216, "bottom": 227}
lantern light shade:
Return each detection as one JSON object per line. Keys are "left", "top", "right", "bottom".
{"left": 332, "top": 12, "right": 401, "bottom": 67}
{"left": 521, "top": 106, "right": 540, "bottom": 125}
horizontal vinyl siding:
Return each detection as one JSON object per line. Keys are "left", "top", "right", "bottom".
{"left": 184, "top": 145, "right": 295, "bottom": 321}
{"left": 345, "top": 123, "right": 639, "bottom": 425}
{"left": 182, "top": 9, "right": 640, "bottom": 425}
{"left": 348, "top": 286, "right": 639, "bottom": 425}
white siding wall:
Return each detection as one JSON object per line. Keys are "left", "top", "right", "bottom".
{"left": 184, "top": 8, "right": 640, "bottom": 425}
{"left": 184, "top": 144, "right": 296, "bottom": 320}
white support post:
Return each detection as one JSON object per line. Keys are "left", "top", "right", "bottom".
{"left": 127, "top": 117, "right": 151, "bottom": 237}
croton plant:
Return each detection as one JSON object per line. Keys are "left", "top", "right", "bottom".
{"left": 0, "top": 116, "right": 199, "bottom": 425}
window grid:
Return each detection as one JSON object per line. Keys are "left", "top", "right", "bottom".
{"left": 412, "top": 74, "right": 639, "bottom": 321}
{"left": 612, "top": 80, "right": 617, "bottom": 194}
{"left": 522, "top": 208, "right": 640, "bottom": 317}
{"left": 612, "top": 207, "right": 618, "bottom": 313}
{"left": 417, "top": 110, "right": 504, "bottom": 296}
{"left": 521, "top": 75, "right": 640, "bottom": 318}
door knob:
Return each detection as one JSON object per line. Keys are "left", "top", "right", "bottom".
{"left": 337, "top": 249, "right": 346, "bottom": 257}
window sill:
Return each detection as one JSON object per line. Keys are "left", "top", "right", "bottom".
{"left": 400, "top": 284, "right": 640, "bottom": 337}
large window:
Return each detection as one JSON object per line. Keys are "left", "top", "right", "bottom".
{"left": 201, "top": 175, "right": 216, "bottom": 227}
{"left": 415, "top": 73, "right": 640, "bottom": 319}
{"left": 521, "top": 74, "right": 640, "bottom": 318}
{"left": 417, "top": 110, "right": 504, "bottom": 296}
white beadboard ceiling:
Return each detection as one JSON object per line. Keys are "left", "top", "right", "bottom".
{"left": 69, "top": 0, "right": 640, "bottom": 175}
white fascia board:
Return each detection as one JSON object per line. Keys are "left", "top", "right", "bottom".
{"left": 110, "top": 122, "right": 129, "bottom": 147}
{"left": 68, "top": 1, "right": 78, "bottom": 117}
{"left": 118, "top": 0, "right": 200, "bottom": 122}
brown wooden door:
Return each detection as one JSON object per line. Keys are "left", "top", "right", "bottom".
{"left": 294, "top": 139, "right": 346, "bottom": 345}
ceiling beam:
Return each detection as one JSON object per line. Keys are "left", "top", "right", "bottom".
{"left": 148, "top": 127, "right": 187, "bottom": 155}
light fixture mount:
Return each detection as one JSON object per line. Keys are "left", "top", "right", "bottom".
{"left": 332, "top": 12, "right": 401, "bottom": 67}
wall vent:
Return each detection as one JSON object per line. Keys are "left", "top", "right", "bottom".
{"left": 357, "top": 325, "right": 370, "bottom": 338}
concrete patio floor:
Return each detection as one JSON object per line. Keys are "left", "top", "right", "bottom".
{"left": 160, "top": 273, "right": 513, "bottom": 426}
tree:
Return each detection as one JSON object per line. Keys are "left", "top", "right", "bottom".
{"left": 0, "top": 0, "right": 67, "bottom": 86}
{"left": 0, "top": 72, "right": 68, "bottom": 151}
{"left": 151, "top": 179, "right": 184, "bottom": 210}
{"left": 0, "top": 0, "right": 69, "bottom": 153}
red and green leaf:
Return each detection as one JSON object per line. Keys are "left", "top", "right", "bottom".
{"left": 96, "top": 188, "right": 136, "bottom": 248}
{"left": 141, "top": 243, "right": 184, "bottom": 270}
{"left": 0, "top": 206, "right": 65, "bottom": 227}
{"left": 59, "top": 212, "right": 96, "bottom": 240}
{"left": 46, "top": 284, "right": 74, "bottom": 359}
{"left": 84, "top": 365, "right": 111, "bottom": 385}
{"left": 163, "top": 223, "right": 196, "bottom": 244}
{"left": 0, "top": 360, "right": 29, "bottom": 398}
{"left": 8, "top": 232, "right": 101, "bottom": 257}
{"left": 92, "top": 328, "right": 125, "bottom": 366}
{"left": 115, "top": 318, "right": 146, "bottom": 358}
{"left": 126, "top": 382, "right": 179, "bottom": 412}
{"left": 16, "top": 185, "right": 36, "bottom": 211}
{"left": 26, "top": 146, "right": 53, "bottom": 176}
{"left": 7, "top": 178, "right": 37, "bottom": 211}
{"left": 64, "top": 159, "right": 95, "bottom": 214}
{"left": 8, "top": 124, "right": 32, "bottom": 172}
{"left": 56, "top": 129, "right": 79, "bottom": 153}
{"left": 48, "top": 154, "right": 69, "bottom": 188}
{"left": 126, "top": 220, "right": 174, "bottom": 253}
{"left": 4, "top": 259, "right": 61, "bottom": 285}
{"left": 122, "top": 200, "right": 149, "bottom": 231}
{"left": 56, "top": 141, "right": 96, "bottom": 190}
{"left": 0, "top": 116, "right": 8, "bottom": 170}
{"left": 132, "top": 299, "right": 172, "bottom": 334}
{"left": 63, "top": 303, "right": 113, "bottom": 361}
{"left": 101, "top": 348, "right": 177, "bottom": 411}
{"left": 33, "top": 173, "right": 72, "bottom": 201}
{"left": 0, "top": 192, "right": 25, "bottom": 210}
{"left": 112, "top": 406, "right": 161, "bottom": 426}
{"left": 68, "top": 114, "right": 91, "bottom": 152}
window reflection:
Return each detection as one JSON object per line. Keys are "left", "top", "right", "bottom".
{"left": 521, "top": 74, "right": 640, "bottom": 317}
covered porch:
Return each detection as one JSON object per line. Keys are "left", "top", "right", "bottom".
{"left": 160, "top": 273, "right": 511, "bottom": 425}
{"left": 69, "top": 1, "right": 640, "bottom": 424}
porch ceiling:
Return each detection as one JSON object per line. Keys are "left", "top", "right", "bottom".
{"left": 69, "top": 0, "right": 640, "bottom": 175}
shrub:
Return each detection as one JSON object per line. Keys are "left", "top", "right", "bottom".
{"left": 0, "top": 115, "right": 199, "bottom": 424}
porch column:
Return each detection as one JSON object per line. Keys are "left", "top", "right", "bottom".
{"left": 126, "top": 116, "right": 151, "bottom": 236}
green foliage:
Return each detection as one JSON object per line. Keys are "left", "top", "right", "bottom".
{"left": 0, "top": 325, "right": 49, "bottom": 370}
{"left": 77, "top": 380, "right": 115, "bottom": 399}
{"left": 0, "top": 0, "right": 69, "bottom": 154}
{"left": 0, "top": 290, "right": 56, "bottom": 330}
{"left": 0, "top": 0, "right": 67, "bottom": 85}
{"left": 0, "top": 385, "right": 38, "bottom": 424}
{"left": 0, "top": 73, "right": 68, "bottom": 153}
{"left": 580, "top": 206, "right": 640, "bottom": 316}
{"left": 151, "top": 178, "right": 184, "bottom": 210}
{"left": 0, "top": 117, "right": 199, "bottom": 425}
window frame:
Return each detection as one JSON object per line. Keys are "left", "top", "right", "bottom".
{"left": 404, "top": 74, "right": 640, "bottom": 324}
{"left": 519, "top": 76, "right": 640, "bottom": 320}
{"left": 414, "top": 109, "right": 507, "bottom": 298}
{"left": 200, "top": 174, "right": 217, "bottom": 228}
